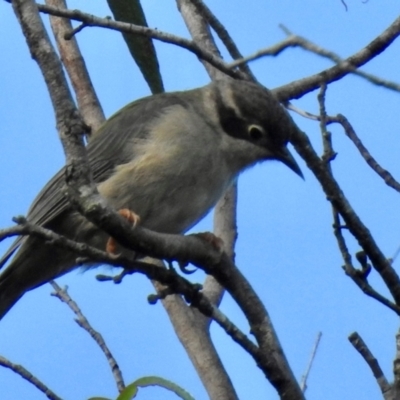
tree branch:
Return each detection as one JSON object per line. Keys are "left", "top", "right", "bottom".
{"left": 274, "top": 15, "right": 400, "bottom": 101}
{"left": 189, "top": 0, "right": 256, "bottom": 80}
{"left": 332, "top": 212, "right": 400, "bottom": 314}
{"left": 0, "top": 355, "right": 62, "bottom": 400}
{"left": 349, "top": 332, "right": 392, "bottom": 400}
{"left": 300, "top": 332, "right": 322, "bottom": 393}
{"left": 327, "top": 114, "right": 400, "bottom": 193}
{"left": 26, "top": 2, "right": 245, "bottom": 79}
{"left": 277, "top": 25, "right": 400, "bottom": 93}
{"left": 45, "top": 0, "right": 105, "bottom": 136}
{"left": 290, "top": 127, "right": 400, "bottom": 306}
{"left": 50, "top": 281, "right": 125, "bottom": 392}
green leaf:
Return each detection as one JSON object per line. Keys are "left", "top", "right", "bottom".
{"left": 106, "top": 0, "right": 164, "bottom": 94}
{"left": 87, "top": 397, "right": 112, "bottom": 400}
{"left": 116, "top": 383, "right": 138, "bottom": 400}
{"left": 116, "top": 376, "right": 195, "bottom": 400}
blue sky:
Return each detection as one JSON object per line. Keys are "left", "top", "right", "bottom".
{"left": 0, "top": 1, "right": 400, "bottom": 399}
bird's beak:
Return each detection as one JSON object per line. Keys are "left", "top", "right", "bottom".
{"left": 276, "top": 147, "right": 303, "bottom": 178}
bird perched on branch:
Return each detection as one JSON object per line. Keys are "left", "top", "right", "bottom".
{"left": 0, "top": 79, "right": 302, "bottom": 319}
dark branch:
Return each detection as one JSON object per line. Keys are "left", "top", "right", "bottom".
{"left": 189, "top": 0, "right": 256, "bottom": 80}
{"left": 50, "top": 281, "right": 125, "bottom": 392}
{"left": 349, "top": 332, "right": 392, "bottom": 399}
{"left": 30, "top": 2, "right": 244, "bottom": 79}
{"left": 290, "top": 128, "right": 400, "bottom": 305}
{"left": 332, "top": 212, "right": 400, "bottom": 315}
{"left": 327, "top": 114, "right": 400, "bottom": 193}
{"left": 274, "top": 15, "right": 400, "bottom": 101}
{"left": 0, "top": 355, "right": 62, "bottom": 400}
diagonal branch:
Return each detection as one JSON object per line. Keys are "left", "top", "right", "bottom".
{"left": 289, "top": 127, "right": 400, "bottom": 305}
{"left": 349, "top": 332, "right": 392, "bottom": 400}
{"left": 0, "top": 355, "right": 63, "bottom": 400}
{"left": 277, "top": 25, "right": 400, "bottom": 93}
{"left": 27, "top": 2, "right": 244, "bottom": 79}
{"left": 300, "top": 332, "right": 322, "bottom": 393}
{"left": 274, "top": 15, "right": 400, "bottom": 101}
{"left": 327, "top": 114, "right": 400, "bottom": 193}
{"left": 45, "top": 0, "right": 105, "bottom": 136}
{"left": 50, "top": 281, "right": 125, "bottom": 392}
{"left": 189, "top": 0, "right": 256, "bottom": 80}
{"left": 3, "top": 219, "right": 265, "bottom": 382}
{"left": 332, "top": 212, "right": 400, "bottom": 315}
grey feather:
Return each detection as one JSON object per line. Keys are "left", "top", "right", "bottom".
{"left": 0, "top": 80, "right": 302, "bottom": 319}
{"left": 0, "top": 93, "right": 195, "bottom": 267}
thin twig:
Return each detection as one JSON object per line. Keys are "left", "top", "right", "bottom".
{"left": 45, "top": 0, "right": 105, "bottom": 135}
{"left": 290, "top": 125, "right": 400, "bottom": 306}
{"left": 285, "top": 102, "right": 320, "bottom": 121}
{"left": 318, "top": 83, "right": 337, "bottom": 164}
{"left": 332, "top": 212, "right": 400, "bottom": 314}
{"left": 393, "top": 328, "right": 400, "bottom": 396}
{"left": 280, "top": 25, "right": 400, "bottom": 93}
{"left": 190, "top": 0, "right": 256, "bottom": 80}
{"left": 229, "top": 27, "right": 400, "bottom": 94}
{"left": 0, "top": 355, "right": 63, "bottom": 400}
{"left": 30, "top": 2, "right": 244, "bottom": 79}
{"left": 327, "top": 114, "right": 400, "bottom": 193}
{"left": 315, "top": 86, "right": 399, "bottom": 312}
{"left": 275, "top": 15, "right": 400, "bottom": 101}
{"left": 349, "top": 332, "right": 392, "bottom": 399}
{"left": 227, "top": 36, "right": 296, "bottom": 69}
{"left": 390, "top": 244, "right": 400, "bottom": 265}
{"left": 2, "top": 218, "right": 264, "bottom": 369}
{"left": 315, "top": 90, "right": 400, "bottom": 313}
{"left": 50, "top": 281, "right": 126, "bottom": 392}
{"left": 300, "top": 332, "right": 322, "bottom": 393}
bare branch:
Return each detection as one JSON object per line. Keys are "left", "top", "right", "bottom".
{"left": 177, "top": 0, "right": 226, "bottom": 80}
{"left": 27, "top": 2, "right": 245, "bottom": 79}
{"left": 189, "top": 0, "right": 256, "bottom": 80}
{"left": 279, "top": 25, "right": 400, "bottom": 93}
{"left": 300, "top": 332, "right": 322, "bottom": 393}
{"left": 4, "top": 217, "right": 277, "bottom": 384}
{"left": 327, "top": 114, "right": 400, "bottom": 193}
{"left": 317, "top": 83, "right": 337, "bottom": 164}
{"left": 45, "top": 0, "right": 105, "bottom": 135}
{"left": 229, "top": 28, "right": 400, "bottom": 94}
{"left": 205, "top": 184, "right": 238, "bottom": 309}
{"left": 349, "top": 332, "right": 392, "bottom": 399}
{"left": 50, "top": 281, "right": 125, "bottom": 392}
{"left": 290, "top": 128, "right": 400, "bottom": 305}
{"left": 274, "top": 15, "right": 400, "bottom": 101}
{"left": 393, "top": 328, "right": 400, "bottom": 396}
{"left": 227, "top": 36, "right": 297, "bottom": 69}
{"left": 313, "top": 85, "right": 400, "bottom": 312}
{"left": 332, "top": 212, "right": 400, "bottom": 314}
{"left": 11, "top": 0, "right": 95, "bottom": 208}
{"left": 0, "top": 355, "right": 62, "bottom": 400}
{"left": 159, "top": 289, "right": 240, "bottom": 400}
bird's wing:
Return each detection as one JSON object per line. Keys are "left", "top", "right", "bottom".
{"left": 0, "top": 92, "right": 193, "bottom": 266}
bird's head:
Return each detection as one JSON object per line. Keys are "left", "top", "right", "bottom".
{"left": 206, "top": 79, "right": 303, "bottom": 178}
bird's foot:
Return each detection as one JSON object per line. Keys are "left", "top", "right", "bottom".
{"left": 106, "top": 208, "right": 140, "bottom": 254}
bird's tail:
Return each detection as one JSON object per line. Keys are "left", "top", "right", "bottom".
{"left": 0, "top": 257, "right": 29, "bottom": 320}
{"left": 0, "top": 236, "right": 77, "bottom": 320}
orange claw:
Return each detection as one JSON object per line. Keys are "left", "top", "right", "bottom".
{"left": 106, "top": 209, "right": 140, "bottom": 254}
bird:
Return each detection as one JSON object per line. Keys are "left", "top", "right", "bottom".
{"left": 0, "top": 79, "right": 302, "bottom": 319}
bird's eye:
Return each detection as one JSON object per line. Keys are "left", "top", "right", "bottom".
{"left": 248, "top": 125, "right": 264, "bottom": 141}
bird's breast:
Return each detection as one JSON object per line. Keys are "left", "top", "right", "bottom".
{"left": 98, "top": 106, "right": 235, "bottom": 234}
